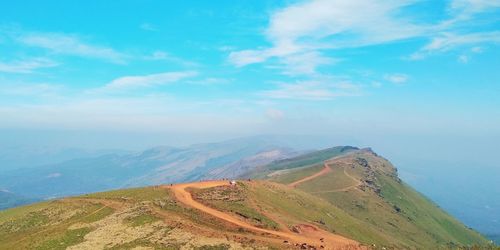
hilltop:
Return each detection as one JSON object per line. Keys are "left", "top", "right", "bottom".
{"left": 0, "top": 146, "right": 494, "bottom": 249}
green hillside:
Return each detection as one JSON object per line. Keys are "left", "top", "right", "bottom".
{"left": 266, "top": 148, "right": 492, "bottom": 249}
{"left": 0, "top": 186, "right": 270, "bottom": 249}
{"left": 245, "top": 145, "right": 358, "bottom": 179}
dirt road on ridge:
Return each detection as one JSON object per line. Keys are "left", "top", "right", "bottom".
{"left": 166, "top": 180, "right": 360, "bottom": 249}
{"left": 287, "top": 163, "right": 332, "bottom": 188}
{"left": 288, "top": 160, "right": 362, "bottom": 193}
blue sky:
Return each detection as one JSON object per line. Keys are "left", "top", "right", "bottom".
{"left": 0, "top": 0, "right": 499, "bottom": 143}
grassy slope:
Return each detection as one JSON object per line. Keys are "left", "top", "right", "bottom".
{"left": 245, "top": 146, "right": 358, "bottom": 179}
{"left": 191, "top": 181, "right": 390, "bottom": 246}
{"left": 1, "top": 180, "right": 392, "bottom": 249}
{"left": 1, "top": 181, "right": 388, "bottom": 249}
{"left": 246, "top": 181, "right": 391, "bottom": 245}
{"left": 379, "top": 174, "right": 488, "bottom": 247}
{"left": 266, "top": 149, "right": 492, "bottom": 249}
{"left": 0, "top": 187, "right": 262, "bottom": 250}
{"left": 0, "top": 200, "right": 114, "bottom": 249}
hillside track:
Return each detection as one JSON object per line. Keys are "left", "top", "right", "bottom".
{"left": 310, "top": 163, "right": 362, "bottom": 194}
{"left": 287, "top": 163, "right": 332, "bottom": 188}
{"left": 288, "top": 157, "right": 362, "bottom": 193}
{"left": 165, "top": 181, "right": 363, "bottom": 250}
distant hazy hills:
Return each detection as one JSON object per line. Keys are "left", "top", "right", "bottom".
{"left": 0, "top": 137, "right": 297, "bottom": 202}
{"left": 0, "top": 190, "right": 38, "bottom": 210}
{"left": 0, "top": 146, "right": 127, "bottom": 171}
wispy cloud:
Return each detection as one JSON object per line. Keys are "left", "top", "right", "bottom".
{"left": 229, "top": 0, "right": 424, "bottom": 74}
{"left": 230, "top": 0, "right": 500, "bottom": 73}
{"left": 0, "top": 83, "right": 63, "bottom": 97}
{"left": 186, "top": 77, "right": 231, "bottom": 85}
{"left": 101, "top": 71, "right": 198, "bottom": 91}
{"left": 0, "top": 96, "right": 263, "bottom": 133}
{"left": 449, "top": 0, "right": 500, "bottom": 17}
{"left": 0, "top": 58, "right": 58, "bottom": 74}
{"left": 261, "top": 80, "right": 361, "bottom": 101}
{"left": 277, "top": 51, "right": 336, "bottom": 76}
{"left": 409, "top": 32, "right": 500, "bottom": 60}
{"left": 143, "top": 50, "right": 199, "bottom": 67}
{"left": 384, "top": 74, "right": 409, "bottom": 84}
{"left": 17, "top": 32, "right": 128, "bottom": 63}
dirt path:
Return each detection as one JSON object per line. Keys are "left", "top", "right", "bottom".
{"left": 310, "top": 165, "right": 362, "bottom": 194}
{"left": 287, "top": 158, "right": 362, "bottom": 194}
{"left": 287, "top": 163, "right": 332, "bottom": 188}
{"left": 166, "top": 181, "right": 360, "bottom": 249}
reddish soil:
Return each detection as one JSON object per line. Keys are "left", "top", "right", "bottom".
{"left": 166, "top": 180, "right": 363, "bottom": 249}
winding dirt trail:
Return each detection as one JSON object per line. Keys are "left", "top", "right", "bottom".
{"left": 288, "top": 160, "right": 362, "bottom": 193}
{"left": 287, "top": 163, "right": 332, "bottom": 188}
{"left": 166, "top": 181, "right": 360, "bottom": 249}
{"left": 310, "top": 165, "right": 362, "bottom": 194}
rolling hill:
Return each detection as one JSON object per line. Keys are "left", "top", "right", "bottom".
{"left": 0, "top": 146, "right": 494, "bottom": 249}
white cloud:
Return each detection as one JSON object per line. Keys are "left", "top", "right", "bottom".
{"left": 410, "top": 32, "right": 500, "bottom": 59}
{"left": 186, "top": 77, "right": 231, "bottom": 85}
{"left": 18, "top": 32, "right": 128, "bottom": 63}
{"left": 471, "top": 46, "right": 483, "bottom": 53}
{"left": 145, "top": 51, "right": 170, "bottom": 60}
{"left": 0, "top": 83, "right": 63, "bottom": 97}
{"left": 229, "top": 0, "right": 423, "bottom": 74}
{"left": 143, "top": 50, "right": 199, "bottom": 67}
{"left": 424, "top": 32, "right": 500, "bottom": 52}
{"left": 0, "top": 58, "right": 58, "bottom": 73}
{"left": 384, "top": 74, "right": 409, "bottom": 84}
{"left": 230, "top": 0, "right": 500, "bottom": 70}
{"left": 261, "top": 80, "right": 361, "bottom": 101}
{"left": 450, "top": 0, "right": 500, "bottom": 13}
{"left": 102, "top": 71, "right": 198, "bottom": 90}
{"left": 278, "top": 51, "right": 336, "bottom": 76}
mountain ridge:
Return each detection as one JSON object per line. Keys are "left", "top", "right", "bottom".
{"left": 0, "top": 146, "right": 493, "bottom": 249}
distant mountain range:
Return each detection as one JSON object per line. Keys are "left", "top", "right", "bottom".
{"left": 0, "top": 190, "right": 39, "bottom": 210}
{"left": 0, "top": 137, "right": 298, "bottom": 201}
{"left": 0, "top": 145, "right": 127, "bottom": 171}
